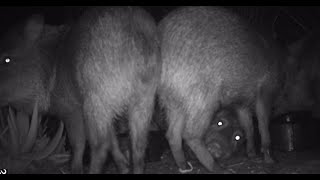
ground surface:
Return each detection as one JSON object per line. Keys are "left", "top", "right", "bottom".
{"left": 2, "top": 129, "right": 320, "bottom": 174}
{"left": 3, "top": 146, "right": 320, "bottom": 174}
{"left": 104, "top": 147, "right": 320, "bottom": 174}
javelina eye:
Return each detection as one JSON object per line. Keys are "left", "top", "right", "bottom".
{"left": 5, "top": 58, "right": 10, "bottom": 63}
{"left": 1, "top": 56, "right": 11, "bottom": 65}
{"left": 4, "top": 58, "right": 11, "bottom": 64}
{"left": 213, "top": 118, "right": 229, "bottom": 130}
{"left": 233, "top": 131, "right": 244, "bottom": 142}
{"left": 212, "top": 118, "right": 229, "bottom": 131}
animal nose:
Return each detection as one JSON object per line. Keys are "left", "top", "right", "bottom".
{"left": 208, "top": 142, "right": 223, "bottom": 159}
{"left": 207, "top": 142, "right": 232, "bottom": 160}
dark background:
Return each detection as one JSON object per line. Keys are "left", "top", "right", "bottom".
{"left": 0, "top": 6, "right": 319, "bottom": 48}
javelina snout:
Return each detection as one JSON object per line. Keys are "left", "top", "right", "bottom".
{"left": 204, "top": 109, "right": 246, "bottom": 161}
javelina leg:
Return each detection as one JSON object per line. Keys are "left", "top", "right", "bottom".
{"left": 64, "top": 112, "right": 86, "bottom": 174}
{"left": 256, "top": 96, "right": 274, "bottom": 163}
{"left": 237, "top": 108, "right": 256, "bottom": 158}
{"left": 110, "top": 126, "right": 130, "bottom": 174}
{"left": 83, "top": 95, "right": 113, "bottom": 174}
{"left": 128, "top": 93, "right": 155, "bottom": 174}
{"left": 183, "top": 108, "right": 224, "bottom": 173}
{"left": 165, "top": 106, "right": 189, "bottom": 171}
{"left": 87, "top": 127, "right": 111, "bottom": 174}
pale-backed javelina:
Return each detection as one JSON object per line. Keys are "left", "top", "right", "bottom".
{"left": 158, "top": 6, "right": 283, "bottom": 173}
{"left": 71, "top": 7, "right": 160, "bottom": 174}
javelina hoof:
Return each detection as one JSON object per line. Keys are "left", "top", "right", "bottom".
{"left": 178, "top": 161, "right": 193, "bottom": 173}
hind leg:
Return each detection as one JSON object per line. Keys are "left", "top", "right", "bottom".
{"left": 63, "top": 112, "right": 86, "bottom": 174}
{"left": 128, "top": 91, "right": 155, "bottom": 174}
{"left": 110, "top": 126, "right": 130, "bottom": 174}
{"left": 164, "top": 102, "right": 189, "bottom": 171}
{"left": 83, "top": 94, "right": 115, "bottom": 174}
{"left": 256, "top": 96, "right": 274, "bottom": 163}
{"left": 236, "top": 108, "right": 256, "bottom": 158}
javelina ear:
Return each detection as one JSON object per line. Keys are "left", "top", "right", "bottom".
{"left": 24, "top": 14, "right": 45, "bottom": 43}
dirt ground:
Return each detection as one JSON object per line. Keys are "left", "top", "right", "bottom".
{"left": 5, "top": 145, "right": 320, "bottom": 174}
{"left": 2, "top": 129, "right": 320, "bottom": 174}
{"left": 103, "top": 147, "right": 320, "bottom": 174}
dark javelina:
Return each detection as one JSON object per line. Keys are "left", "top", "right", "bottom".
{"left": 71, "top": 7, "right": 160, "bottom": 174}
{"left": 153, "top": 98, "right": 246, "bottom": 161}
{"left": 204, "top": 108, "right": 246, "bottom": 161}
{"left": 158, "top": 6, "right": 282, "bottom": 172}
{"left": 204, "top": 38, "right": 285, "bottom": 162}
{"left": 275, "top": 30, "right": 320, "bottom": 118}
{"left": 0, "top": 17, "right": 85, "bottom": 173}
{"left": 202, "top": 7, "right": 286, "bottom": 161}
{"left": 0, "top": 6, "right": 160, "bottom": 174}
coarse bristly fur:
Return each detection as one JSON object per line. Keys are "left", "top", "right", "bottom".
{"left": 69, "top": 6, "right": 161, "bottom": 174}
{"left": 0, "top": 14, "right": 86, "bottom": 174}
{"left": 158, "top": 6, "right": 283, "bottom": 172}
{"left": 0, "top": 6, "right": 161, "bottom": 174}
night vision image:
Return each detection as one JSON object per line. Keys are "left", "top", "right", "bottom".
{"left": 0, "top": 6, "right": 319, "bottom": 174}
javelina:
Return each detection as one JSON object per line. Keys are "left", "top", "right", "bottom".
{"left": 71, "top": 7, "right": 160, "bottom": 174}
{"left": 152, "top": 101, "right": 246, "bottom": 162}
{"left": 0, "top": 6, "right": 160, "bottom": 174}
{"left": 0, "top": 16, "right": 85, "bottom": 173}
{"left": 275, "top": 30, "right": 320, "bottom": 118}
{"left": 204, "top": 108, "right": 246, "bottom": 161}
{"left": 158, "top": 6, "right": 282, "bottom": 173}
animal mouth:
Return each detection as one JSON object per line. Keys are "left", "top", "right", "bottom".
{"left": 207, "top": 142, "right": 222, "bottom": 158}
{"left": 206, "top": 137, "right": 232, "bottom": 160}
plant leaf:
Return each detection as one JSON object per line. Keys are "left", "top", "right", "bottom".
{"left": 52, "top": 133, "right": 66, "bottom": 154}
{"left": 16, "top": 111, "right": 30, "bottom": 147}
{"left": 7, "top": 156, "right": 33, "bottom": 173}
{"left": 0, "top": 127, "right": 9, "bottom": 151}
{"left": 8, "top": 106, "right": 18, "bottom": 135}
{"left": 0, "top": 108, "right": 5, "bottom": 130}
{"left": 0, "top": 126, "right": 8, "bottom": 139}
{"left": 32, "top": 121, "right": 64, "bottom": 161}
{"left": 38, "top": 117, "right": 48, "bottom": 138}
{"left": 7, "top": 109, "right": 19, "bottom": 155}
{"left": 48, "top": 153, "right": 70, "bottom": 165}
{"left": 21, "top": 101, "right": 39, "bottom": 153}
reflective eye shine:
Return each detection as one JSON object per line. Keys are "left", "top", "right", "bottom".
{"left": 217, "top": 121, "right": 223, "bottom": 126}
{"left": 235, "top": 135, "right": 241, "bottom": 141}
{"left": 4, "top": 58, "right": 10, "bottom": 63}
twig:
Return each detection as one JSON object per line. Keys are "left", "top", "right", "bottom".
{"left": 227, "top": 161, "right": 245, "bottom": 168}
